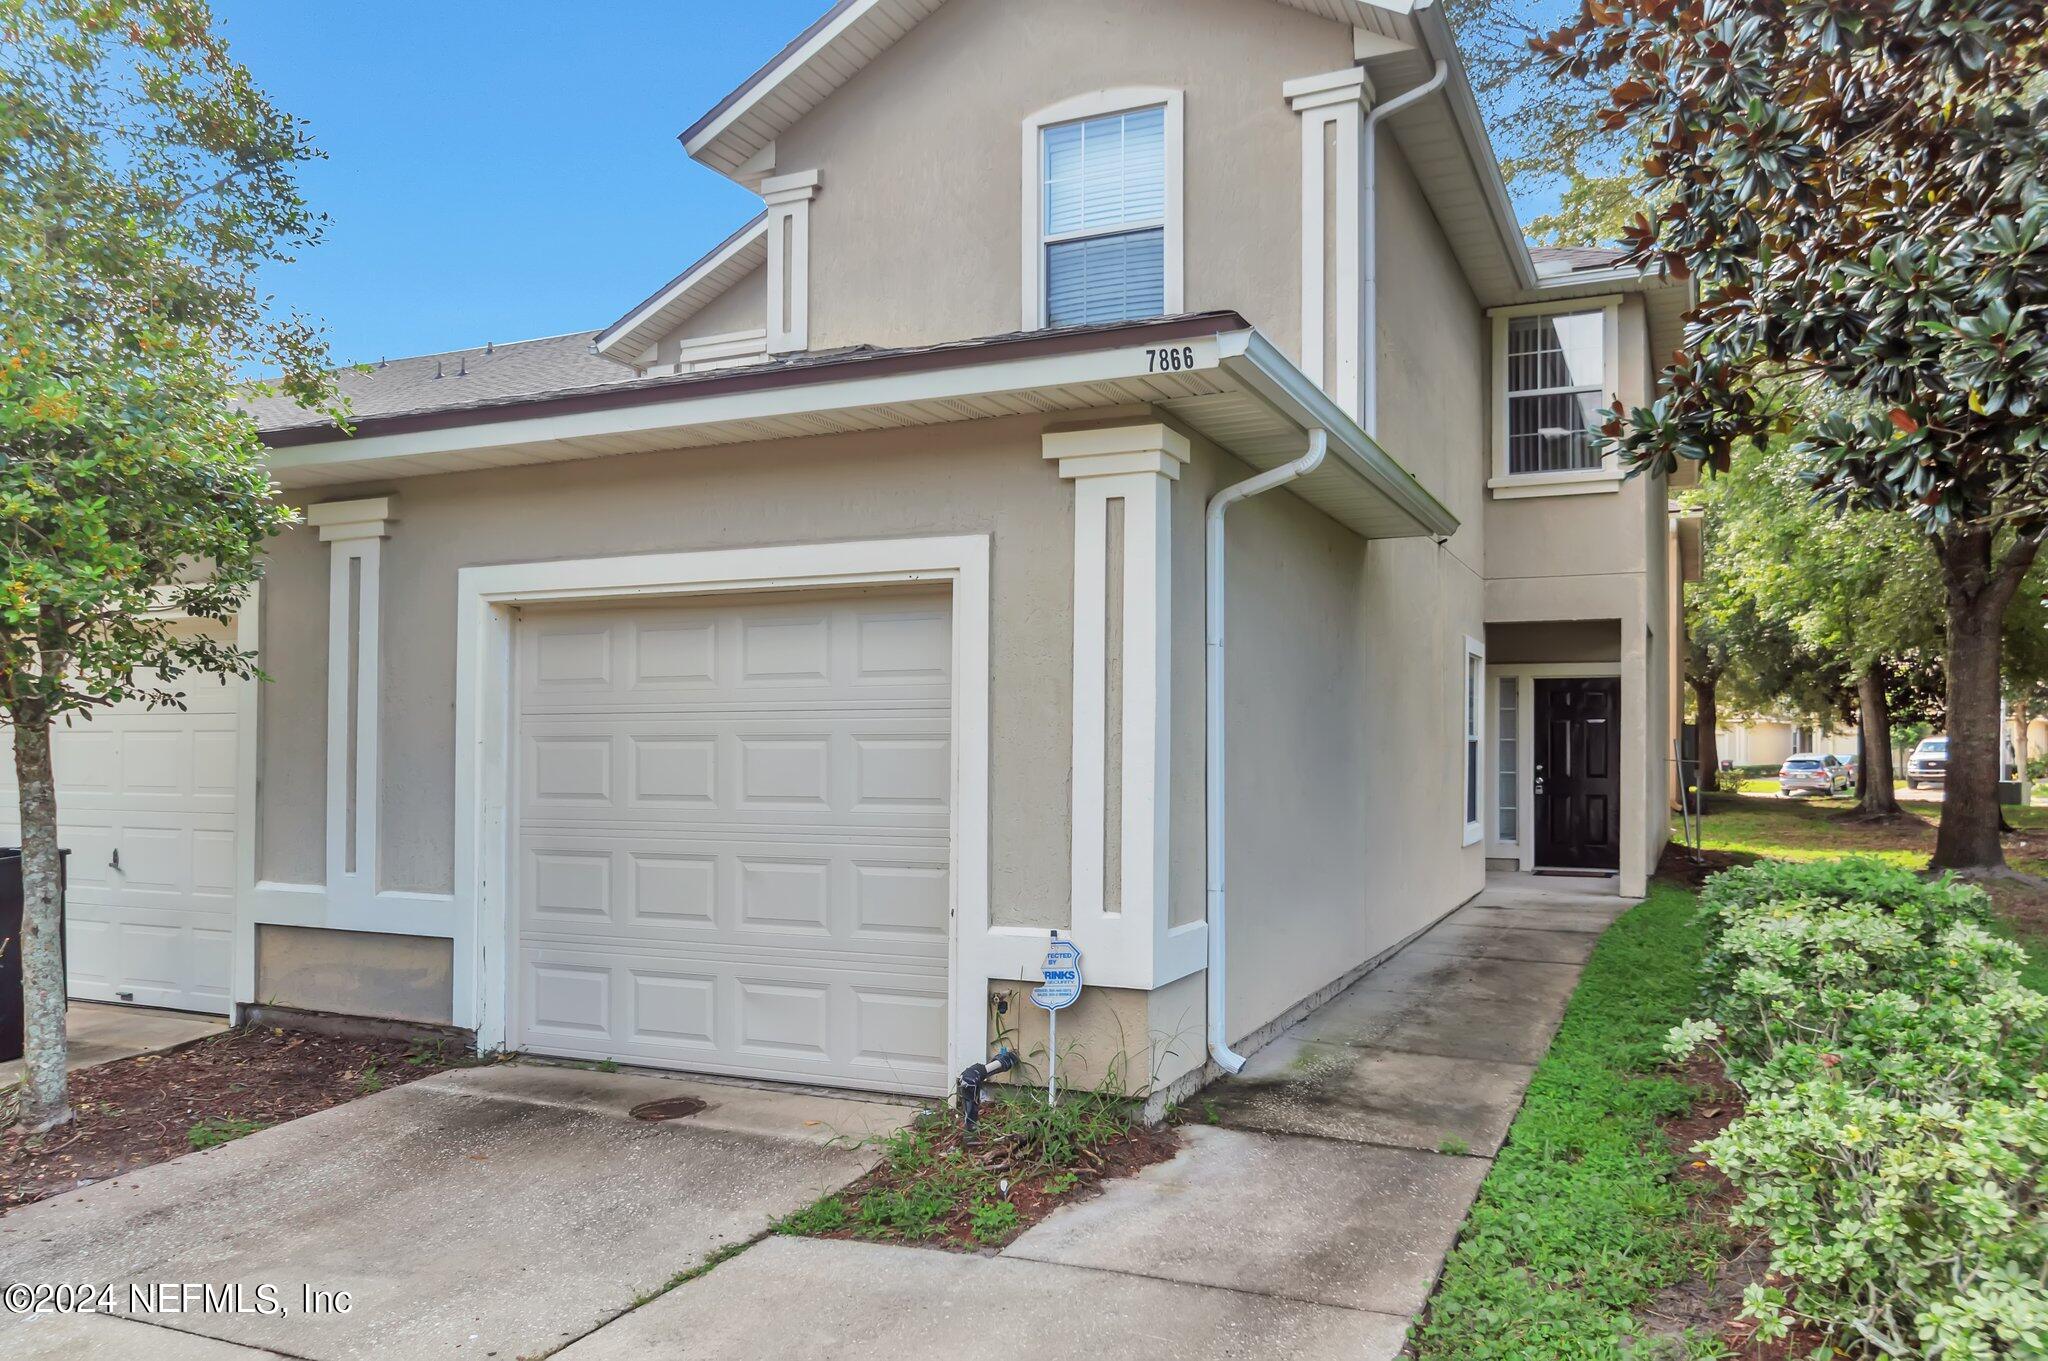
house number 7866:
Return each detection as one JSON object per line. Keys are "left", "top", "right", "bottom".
{"left": 1146, "top": 345, "right": 1196, "bottom": 373}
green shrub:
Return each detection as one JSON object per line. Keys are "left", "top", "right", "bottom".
{"left": 1683, "top": 859, "right": 2045, "bottom": 1099}
{"left": 1708, "top": 1081, "right": 2048, "bottom": 1357}
{"left": 1670, "top": 857, "right": 2048, "bottom": 1355}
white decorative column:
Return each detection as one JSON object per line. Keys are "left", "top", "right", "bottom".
{"left": 304, "top": 497, "right": 393, "bottom": 913}
{"left": 1285, "top": 67, "right": 1372, "bottom": 419}
{"left": 1045, "top": 423, "right": 1203, "bottom": 990}
{"left": 762, "top": 169, "right": 819, "bottom": 354}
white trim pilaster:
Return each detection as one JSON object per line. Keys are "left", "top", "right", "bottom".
{"left": 1045, "top": 422, "right": 1202, "bottom": 991}
{"left": 1287, "top": 68, "right": 1371, "bottom": 419}
{"left": 762, "top": 170, "right": 819, "bottom": 354}
{"left": 304, "top": 497, "right": 393, "bottom": 914}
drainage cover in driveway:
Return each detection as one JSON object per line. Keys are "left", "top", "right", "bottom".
{"left": 630, "top": 1096, "right": 710, "bottom": 1121}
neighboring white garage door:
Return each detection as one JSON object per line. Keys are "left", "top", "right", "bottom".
{"left": 0, "top": 660, "right": 237, "bottom": 1016}
{"left": 513, "top": 589, "right": 953, "bottom": 1096}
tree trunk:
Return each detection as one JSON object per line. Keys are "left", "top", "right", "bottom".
{"left": 1855, "top": 663, "right": 1899, "bottom": 816}
{"left": 12, "top": 705, "right": 71, "bottom": 1130}
{"left": 1932, "top": 528, "right": 2043, "bottom": 871}
{"left": 1691, "top": 676, "right": 1719, "bottom": 793}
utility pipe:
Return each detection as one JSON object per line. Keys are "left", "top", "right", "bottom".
{"left": 1205, "top": 429, "right": 1329, "bottom": 1073}
{"left": 1362, "top": 59, "right": 1449, "bottom": 437}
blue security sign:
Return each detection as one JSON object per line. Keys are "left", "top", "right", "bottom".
{"left": 1031, "top": 937, "right": 1083, "bottom": 1012}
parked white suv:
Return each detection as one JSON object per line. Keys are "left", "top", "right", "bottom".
{"left": 1906, "top": 736, "right": 1948, "bottom": 790}
{"left": 1779, "top": 754, "right": 1849, "bottom": 798}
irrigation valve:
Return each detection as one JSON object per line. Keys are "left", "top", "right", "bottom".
{"left": 957, "top": 1046, "right": 1018, "bottom": 1134}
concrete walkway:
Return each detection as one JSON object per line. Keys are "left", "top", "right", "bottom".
{"left": 560, "top": 873, "right": 1636, "bottom": 1360}
{"left": 0, "top": 1001, "right": 224, "bottom": 1088}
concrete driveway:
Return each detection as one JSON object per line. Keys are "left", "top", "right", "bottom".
{"left": 0, "top": 1063, "right": 911, "bottom": 1360}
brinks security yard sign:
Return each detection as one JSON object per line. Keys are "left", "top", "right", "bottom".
{"left": 1031, "top": 933, "right": 1082, "bottom": 1104}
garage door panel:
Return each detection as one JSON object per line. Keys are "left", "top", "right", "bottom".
{"left": 514, "top": 591, "right": 951, "bottom": 1095}
{"left": 521, "top": 721, "right": 950, "bottom": 829}
{"left": 0, "top": 636, "right": 238, "bottom": 1015}
{"left": 518, "top": 840, "right": 948, "bottom": 954}
{"left": 520, "top": 946, "right": 947, "bottom": 1092}
{"left": 626, "top": 969, "right": 718, "bottom": 1049}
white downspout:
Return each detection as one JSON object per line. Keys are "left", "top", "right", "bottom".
{"left": 1362, "top": 59, "right": 1448, "bottom": 436}
{"left": 1206, "top": 429, "right": 1329, "bottom": 1073}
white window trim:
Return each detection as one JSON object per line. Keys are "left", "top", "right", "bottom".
{"left": 1020, "top": 88, "right": 1185, "bottom": 331}
{"left": 1462, "top": 635, "right": 1486, "bottom": 847}
{"left": 1488, "top": 295, "right": 1624, "bottom": 497}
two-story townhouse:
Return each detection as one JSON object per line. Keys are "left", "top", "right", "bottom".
{"left": 10, "top": 0, "right": 1695, "bottom": 1107}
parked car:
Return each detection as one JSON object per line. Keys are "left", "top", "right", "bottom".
{"left": 1780, "top": 754, "right": 1850, "bottom": 797}
{"left": 1906, "top": 736, "right": 1948, "bottom": 789}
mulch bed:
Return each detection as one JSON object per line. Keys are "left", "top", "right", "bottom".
{"left": 1643, "top": 1054, "right": 1843, "bottom": 1359}
{"left": 812, "top": 1114, "right": 1180, "bottom": 1253}
{"left": 1658, "top": 841, "right": 1757, "bottom": 885}
{"left": 1, "top": 1027, "right": 467, "bottom": 1210}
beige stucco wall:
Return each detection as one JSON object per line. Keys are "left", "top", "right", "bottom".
{"left": 657, "top": 263, "right": 767, "bottom": 362}
{"left": 255, "top": 924, "right": 453, "bottom": 1025}
{"left": 260, "top": 418, "right": 1076, "bottom": 926}
{"left": 766, "top": 0, "right": 1349, "bottom": 361}
{"left": 988, "top": 972, "right": 1204, "bottom": 1097}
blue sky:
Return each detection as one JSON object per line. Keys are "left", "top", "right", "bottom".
{"left": 220, "top": 3, "right": 1551, "bottom": 367}
{"left": 217, "top": 2, "right": 824, "bottom": 365}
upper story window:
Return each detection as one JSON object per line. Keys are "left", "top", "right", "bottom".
{"left": 1042, "top": 107, "right": 1166, "bottom": 327}
{"left": 1489, "top": 297, "right": 1623, "bottom": 497}
{"left": 1022, "top": 90, "right": 1184, "bottom": 331}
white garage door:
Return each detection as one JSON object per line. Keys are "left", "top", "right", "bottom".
{"left": 513, "top": 589, "right": 953, "bottom": 1096}
{"left": 0, "top": 664, "right": 237, "bottom": 1015}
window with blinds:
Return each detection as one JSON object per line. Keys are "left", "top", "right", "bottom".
{"left": 1042, "top": 106, "right": 1166, "bottom": 328}
{"left": 1505, "top": 311, "right": 1605, "bottom": 475}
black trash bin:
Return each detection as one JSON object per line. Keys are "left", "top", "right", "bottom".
{"left": 1, "top": 848, "right": 68, "bottom": 1065}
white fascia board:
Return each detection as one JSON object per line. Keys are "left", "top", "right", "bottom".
{"left": 594, "top": 217, "right": 768, "bottom": 360}
{"left": 1215, "top": 329, "right": 1461, "bottom": 540}
{"left": 1409, "top": 0, "right": 1538, "bottom": 293}
{"left": 684, "top": 0, "right": 888, "bottom": 165}
{"left": 269, "top": 335, "right": 1240, "bottom": 478}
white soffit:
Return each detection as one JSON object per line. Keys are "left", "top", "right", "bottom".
{"left": 263, "top": 324, "right": 1456, "bottom": 543}
{"left": 682, "top": 0, "right": 948, "bottom": 176}
{"left": 688, "top": 0, "right": 1426, "bottom": 178}
{"left": 594, "top": 214, "right": 768, "bottom": 362}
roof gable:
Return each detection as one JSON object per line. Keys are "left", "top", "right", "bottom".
{"left": 593, "top": 212, "right": 768, "bottom": 363}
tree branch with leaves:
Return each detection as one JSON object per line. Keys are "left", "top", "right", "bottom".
{"left": 1542, "top": 0, "right": 2048, "bottom": 870}
{"left": 0, "top": 0, "right": 338, "bottom": 1129}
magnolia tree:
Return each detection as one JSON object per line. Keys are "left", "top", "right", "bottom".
{"left": 1543, "top": 0, "right": 2048, "bottom": 870}
{"left": 1, "top": 0, "right": 333, "bottom": 1130}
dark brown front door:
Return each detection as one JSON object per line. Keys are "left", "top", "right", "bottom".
{"left": 1534, "top": 678, "right": 1621, "bottom": 872}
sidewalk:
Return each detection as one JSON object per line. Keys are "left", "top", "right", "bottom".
{"left": 561, "top": 873, "right": 1636, "bottom": 1359}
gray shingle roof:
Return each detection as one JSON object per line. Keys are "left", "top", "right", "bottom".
{"left": 242, "top": 330, "right": 633, "bottom": 433}
{"left": 1528, "top": 244, "right": 1630, "bottom": 278}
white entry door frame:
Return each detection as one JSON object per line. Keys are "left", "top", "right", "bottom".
{"left": 454, "top": 536, "right": 993, "bottom": 1078}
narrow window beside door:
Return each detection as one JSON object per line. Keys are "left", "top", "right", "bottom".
{"left": 1496, "top": 675, "right": 1518, "bottom": 843}
{"left": 1463, "top": 639, "right": 1485, "bottom": 845}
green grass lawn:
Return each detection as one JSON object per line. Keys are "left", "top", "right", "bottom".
{"left": 1413, "top": 883, "right": 1724, "bottom": 1360}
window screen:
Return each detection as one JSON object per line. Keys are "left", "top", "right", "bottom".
{"left": 1043, "top": 106, "right": 1166, "bottom": 327}
{"left": 1506, "top": 311, "right": 1605, "bottom": 475}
